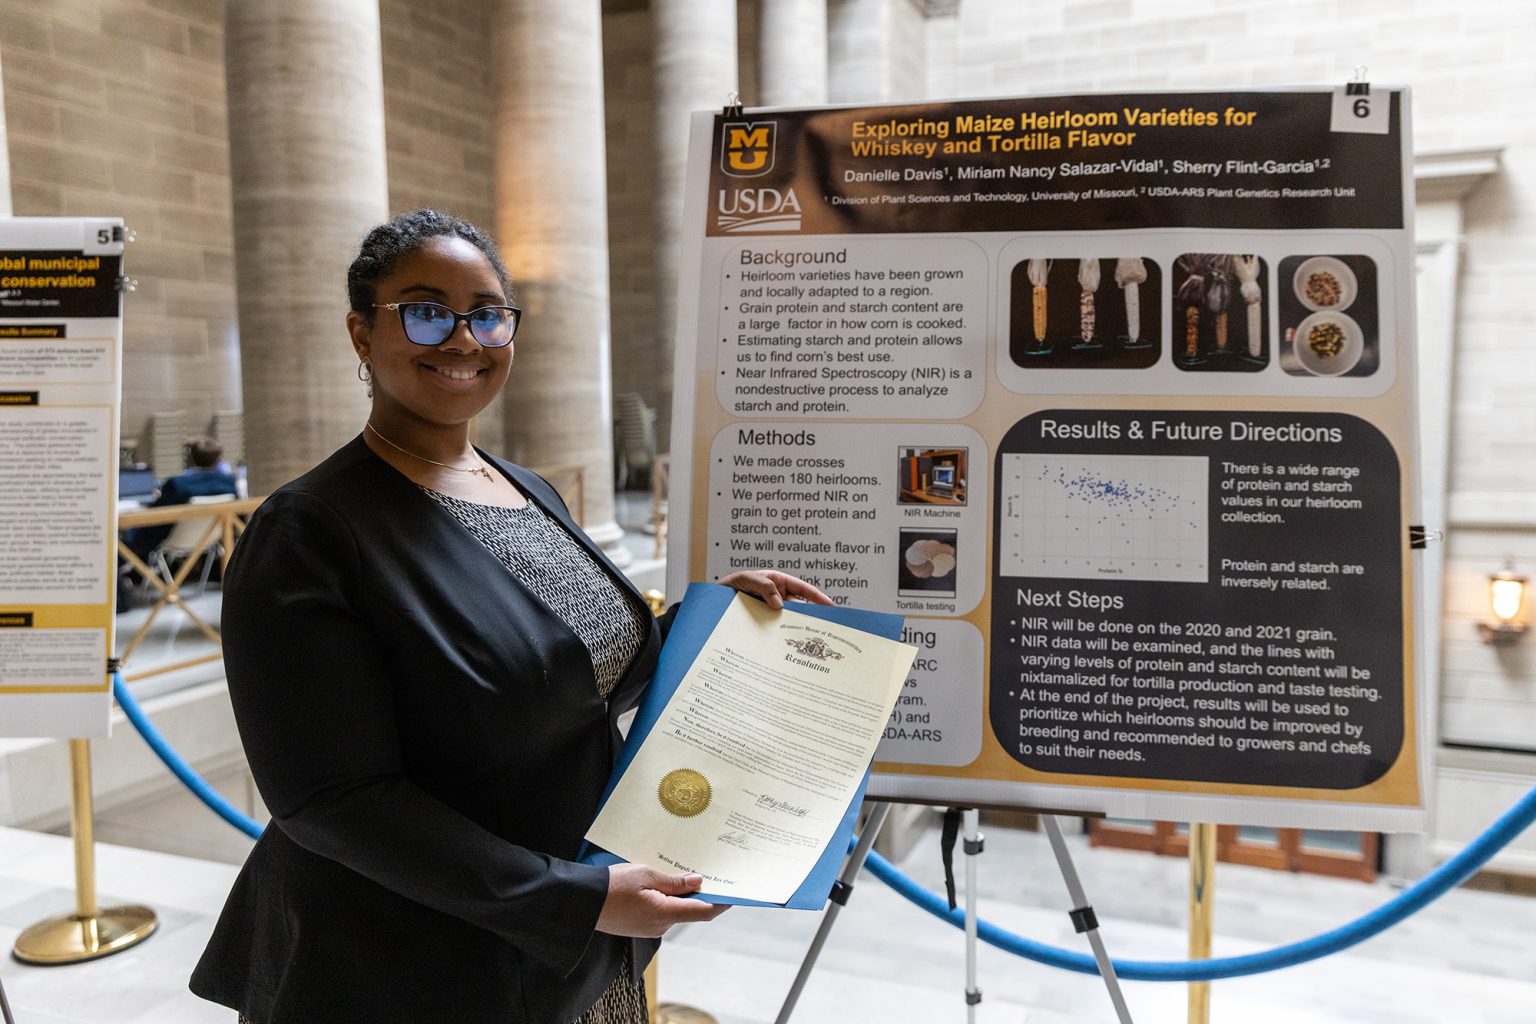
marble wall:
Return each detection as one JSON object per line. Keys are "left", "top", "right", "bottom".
{"left": 0, "top": 0, "right": 507, "bottom": 467}
{"left": 0, "top": 0, "right": 238, "bottom": 463}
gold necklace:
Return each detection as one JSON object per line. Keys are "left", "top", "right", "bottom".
{"left": 365, "top": 422, "right": 494, "bottom": 482}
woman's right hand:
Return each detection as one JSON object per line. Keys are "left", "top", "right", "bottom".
{"left": 594, "top": 863, "right": 729, "bottom": 938}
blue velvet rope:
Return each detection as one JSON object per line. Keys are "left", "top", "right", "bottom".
{"left": 113, "top": 670, "right": 1536, "bottom": 981}
{"left": 861, "top": 786, "right": 1536, "bottom": 981}
{"left": 112, "top": 672, "right": 264, "bottom": 840}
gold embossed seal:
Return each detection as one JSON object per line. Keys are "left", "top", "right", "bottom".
{"left": 658, "top": 769, "right": 712, "bottom": 817}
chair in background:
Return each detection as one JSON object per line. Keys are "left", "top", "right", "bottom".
{"left": 614, "top": 392, "right": 657, "bottom": 490}
{"left": 148, "top": 494, "right": 237, "bottom": 596}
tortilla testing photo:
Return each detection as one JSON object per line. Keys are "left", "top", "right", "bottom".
{"left": 899, "top": 529, "right": 959, "bottom": 597}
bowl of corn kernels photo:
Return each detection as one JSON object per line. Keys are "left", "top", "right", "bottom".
{"left": 1293, "top": 310, "right": 1364, "bottom": 376}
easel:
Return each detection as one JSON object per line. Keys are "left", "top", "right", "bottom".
{"left": 774, "top": 800, "right": 1134, "bottom": 1023}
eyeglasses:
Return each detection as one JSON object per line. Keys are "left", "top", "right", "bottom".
{"left": 372, "top": 301, "right": 521, "bottom": 348}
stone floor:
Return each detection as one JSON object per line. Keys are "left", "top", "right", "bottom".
{"left": 3, "top": 811, "right": 1534, "bottom": 1024}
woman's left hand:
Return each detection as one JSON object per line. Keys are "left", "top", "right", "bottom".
{"left": 720, "top": 569, "right": 833, "bottom": 609}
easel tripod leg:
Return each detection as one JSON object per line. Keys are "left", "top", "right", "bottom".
{"left": 1041, "top": 815, "right": 1135, "bottom": 1024}
{"left": 773, "top": 801, "right": 892, "bottom": 1024}
{"left": 962, "top": 808, "right": 983, "bottom": 1022}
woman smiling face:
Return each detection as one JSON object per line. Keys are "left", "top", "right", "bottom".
{"left": 347, "top": 234, "right": 514, "bottom": 432}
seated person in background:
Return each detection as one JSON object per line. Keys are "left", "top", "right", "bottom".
{"left": 124, "top": 437, "right": 240, "bottom": 565}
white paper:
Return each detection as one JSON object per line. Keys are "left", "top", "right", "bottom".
{"left": 585, "top": 595, "right": 915, "bottom": 903}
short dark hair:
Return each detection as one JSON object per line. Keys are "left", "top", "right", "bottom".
{"left": 188, "top": 437, "right": 223, "bottom": 468}
{"left": 346, "top": 209, "right": 514, "bottom": 321}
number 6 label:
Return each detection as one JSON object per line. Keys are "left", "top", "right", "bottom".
{"left": 1330, "top": 86, "right": 1391, "bottom": 135}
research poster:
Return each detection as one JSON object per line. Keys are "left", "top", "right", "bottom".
{"left": 669, "top": 89, "right": 1424, "bottom": 830}
{"left": 0, "top": 218, "right": 126, "bottom": 738}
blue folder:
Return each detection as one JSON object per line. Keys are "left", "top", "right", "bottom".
{"left": 582, "top": 582, "right": 905, "bottom": 909}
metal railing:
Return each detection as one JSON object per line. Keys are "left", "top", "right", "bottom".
{"left": 116, "top": 497, "right": 263, "bottom": 681}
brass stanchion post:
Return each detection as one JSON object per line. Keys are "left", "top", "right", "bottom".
{"left": 12, "top": 739, "right": 158, "bottom": 964}
{"left": 647, "top": 954, "right": 720, "bottom": 1024}
{"left": 656, "top": 1000, "right": 719, "bottom": 1024}
{"left": 1186, "top": 822, "right": 1217, "bottom": 1024}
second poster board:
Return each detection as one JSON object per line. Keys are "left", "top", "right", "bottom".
{"left": 0, "top": 217, "right": 127, "bottom": 738}
{"left": 669, "top": 89, "right": 1423, "bottom": 831}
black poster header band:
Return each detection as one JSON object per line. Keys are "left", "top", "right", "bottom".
{"left": 0, "top": 251, "right": 123, "bottom": 319}
{"left": 708, "top": 91, "right": 1403, "bottom": 236}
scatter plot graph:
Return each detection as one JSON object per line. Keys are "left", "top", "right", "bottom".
{"left": 1000, "top": 453, "right": 1209, "bottom": 583}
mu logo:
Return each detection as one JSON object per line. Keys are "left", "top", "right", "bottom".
{"left": 721, "top": 120, "right": 776, "bottom": 178}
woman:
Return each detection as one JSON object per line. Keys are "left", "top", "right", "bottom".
{"left": 191, "top": 210, "right": 828, "bottom": 1023}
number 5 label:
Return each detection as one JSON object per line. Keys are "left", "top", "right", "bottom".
{"left": 1330, "top": 86, "right": 1391, "bottom": 134}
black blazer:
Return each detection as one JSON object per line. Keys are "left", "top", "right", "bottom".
{"left": 191, "top": 435, "right": 666, "bottom": 1024}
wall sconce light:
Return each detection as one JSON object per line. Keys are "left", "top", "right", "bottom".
{"left": 1478, "top": 561, "right": 1528, "bottom": 645}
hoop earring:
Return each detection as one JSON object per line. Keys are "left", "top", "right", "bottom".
{"left": 358, "top": 359, "right": 373, "bottom": 398}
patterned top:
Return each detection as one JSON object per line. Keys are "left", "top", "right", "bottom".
{"left": 420, "top": 487, "right": 649, "bottom": 1024}
{"left": 421, "top": 488, "right": 646, "bottom": 699}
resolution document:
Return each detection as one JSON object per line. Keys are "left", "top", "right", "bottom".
{"left": 585, "top": 594, "right": 915, "bottom": 904}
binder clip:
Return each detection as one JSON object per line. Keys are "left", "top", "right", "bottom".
{"left": 723, "top": 90, "right": 743, "bottom": 119}
{"left": 112, "top": 225, "right": 135, "bottom": 244}
{"left": 115, "top": 276, "right": 138, "bottom": 293}
{"left": 1408, "top": 525, "right": 1442, "bottom": 550}
{"left": 1347, "top": 65, "right": 1369, "bottom": 97}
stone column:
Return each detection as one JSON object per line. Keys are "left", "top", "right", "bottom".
{"left": 225, "top": 0, "right": 389, "bottom": 494}
{"left": 828, "top": 0, "right": 926, "bottom": 104}
{"left": 492, "top": 0, "right": 628, "bottom": 566}
{"left": 652, "top": 0, "right": 737, "bottom": 444}
{"left": 0, "top": 49, "right": 12, "bottom": 216}
{"left": 760, "top": 0, "right": 828, "bottom": 107}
